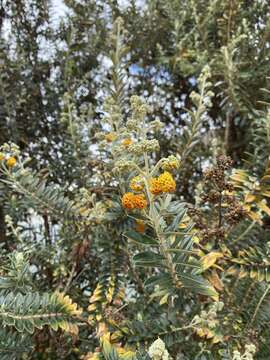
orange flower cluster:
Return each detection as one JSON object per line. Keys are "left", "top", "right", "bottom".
{"left": 150, "top": 171, "right": 176, "bottom": 195}
{"left": 122, "top": 192, "right": 147, "bottom": 210}
{"left": 122, "top": 138, "right": 133, "bottom": 147}
{"left": 105, "top": 133, "right": 117, "bottom": 142}
{"left": 6, "top": 157, "right": 17, "bottom": 168}
{"left": 0, "top": 155, "right": 17, "bottom": 168}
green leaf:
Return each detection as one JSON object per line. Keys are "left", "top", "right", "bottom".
{"left": 178, "top": 273, "right": 218, "bottom": 299}
{"left": 133, "top": 252, "right": 165, "bottom": 267}
{"left": 166, "top": 208, "right": 187, "bottom": 232}
{"left": 144, "top": 274, "right": 172, "bottom": 288}
{"left": 124, "top": 230, "right": 158, "bottom": 246}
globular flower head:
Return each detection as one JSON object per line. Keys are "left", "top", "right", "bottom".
{"left": 161, "top": 155, "right": 180, "bottom": 171}
{"left": 0, "top": 143, "right": 20, "bottom": 165}
{"left": 148, "top": 338, "right": 170, "bottom": 360}
{"left": 142, "top": 139, "right": 160, "bottom": 153}
{"left": 114, "top": 160, "right": 134, "bottom": 173}
{"left": 133, "top": 193, "right": 147, "bottom": 209}
{"left": 150, "top": 172, "right": 176, "bottom": 195}
{"left": 130, "top": 175, "right": 145, "bottom": 192}
{"left": 122, "top": 193, "right": 147, "bottom": 210}
{"left": 150, "top": 177, "right": 163, "bottom": 195}
{"left": 122, "top": 192, "right": 136, "bottom": 210}
{"left": 130, "top": 95, "right": 144, "bottom": 110}
{"left": 158, "top": 171, "right": 176, "bottom": 193}
{"left": 6, "top": 157, "right": 17, "bottom": 168}
{"left": 105, "top": 132, "right": 117, "bottom": 143}
{"left": 126, "top": 118, "right": 137, "bottom": 131}
{"left": 128, "top": 139, "right": 160, "bottom": 156}
{"left": 122, "top": 138, "right": 133, "bottom": 147}
{"left": 149, "top": 119, "right": 164, "bottom": 132}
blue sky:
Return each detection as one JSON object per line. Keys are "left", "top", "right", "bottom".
{"left": 51, "top": 0, "right": 69, "bottom": 20}
{"left": 51, "top": 0, "right": 146, "bottom": 20}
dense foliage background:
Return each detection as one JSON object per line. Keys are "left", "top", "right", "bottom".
{"left": 0, "top": 0, "right": 270, "bottom": 359}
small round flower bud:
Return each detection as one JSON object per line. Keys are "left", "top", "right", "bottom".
{"left": 148, "top": 338, "right": 170, "bottom": 360}
{"left": 130, "top": 175, "right": 145, "bottom": 191}
{"left": 161, "top": 155, "right": 180, "bottom": 171}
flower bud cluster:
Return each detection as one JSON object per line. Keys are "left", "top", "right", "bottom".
{"left": 113, "top": 160, "right": 135, "bottom": 173}
{"left": 0, "top": 142, "right": 20, "bottom": 168}
{"left": 128, "top": 139, "right": 160, "bottom": 155}
{"left": 148, "top": 338, "right": 170, "bottom": 360}
{"left": 192, "top": 302, "right": 224, "bottom": 342}
{"left": 232, "top": 344, "right": 256, "bottom": 360}
{"left": 160, "top": 155, "right": 180, "bottom": 171}
{"left": 130, "top": 175, "right": 145, "bottom": 192}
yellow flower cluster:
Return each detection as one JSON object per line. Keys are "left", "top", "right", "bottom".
{"left": 6, "top": 157, "right": 17, "bottom": 168}
{"left": 0, "top": 153, "right": 17, "bottom": 168}
{"left": 130, "top": 175, "right": 144, "bottom": 191}
{"left": 122, "top": 138, "right": 133, "bottom": 147}
{"left": 149, "top": 178, "right": 162, "bottom": 195}
{"left": 105, "top": 132, "right": 117, "bottom": 142}
{"left": 122, "top": 192, "right": 147, "bottom": 210}
{"left": 150, "top": 171, "right": 176, "bottom": 195}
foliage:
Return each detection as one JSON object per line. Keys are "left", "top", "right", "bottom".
{"left": 0, "top": 1, "right": 270, "bottom": 359}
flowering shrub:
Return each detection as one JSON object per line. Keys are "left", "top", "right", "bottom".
{"left": 0, "top": 13, "right": 269, "bottom": 360}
